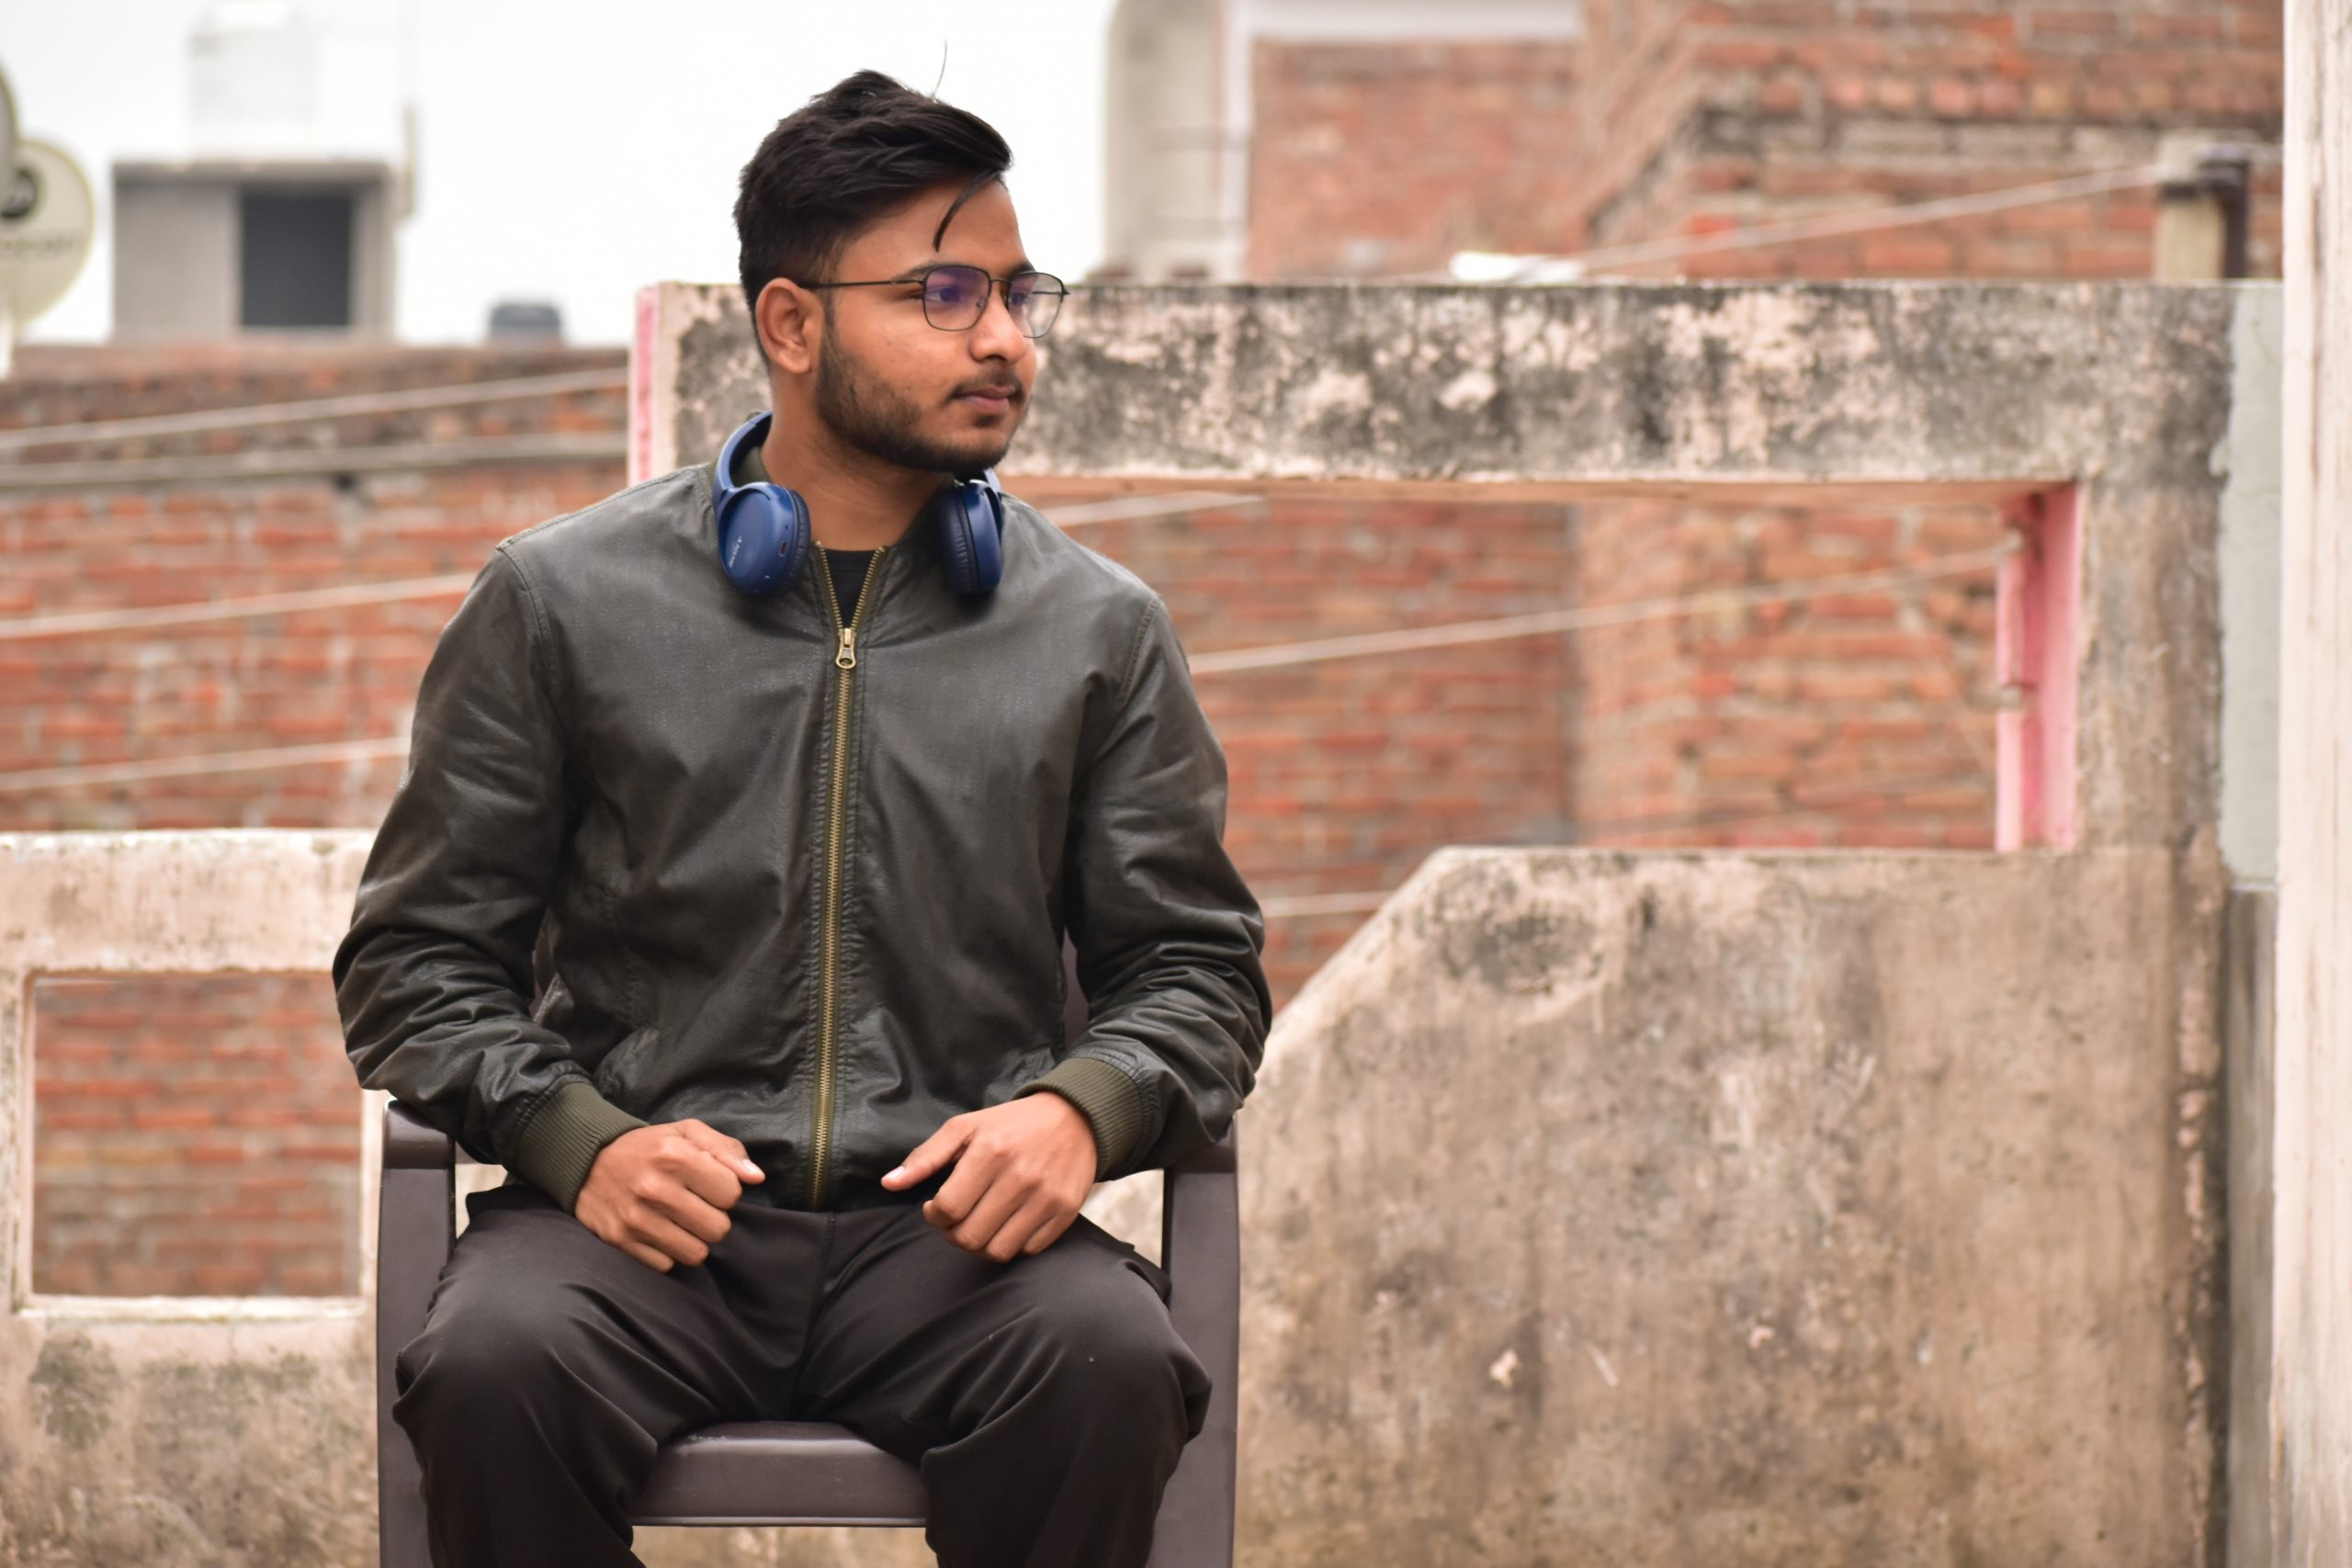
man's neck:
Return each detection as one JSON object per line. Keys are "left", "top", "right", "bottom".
{"left": 756, "top": 412, "right": 941, "bottom": 552}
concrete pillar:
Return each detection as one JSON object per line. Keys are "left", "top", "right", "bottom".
{"left": 2154, "top": 145, "right": 2253, "bottom": 282}
{"left": 2271, "top": 0, "right": 2352, "bottom": 1561}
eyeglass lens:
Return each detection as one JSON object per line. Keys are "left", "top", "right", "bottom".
{"left": 922, "top": 265, "right": 1065, "bottom": 337}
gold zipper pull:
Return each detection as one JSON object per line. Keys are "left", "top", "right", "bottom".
{"left": 836, "top": 626, "right": 857, "bottom": 670}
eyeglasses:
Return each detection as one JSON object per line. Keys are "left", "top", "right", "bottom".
{"left": 799, "top": 265, "right": 1068, "bottom": 338}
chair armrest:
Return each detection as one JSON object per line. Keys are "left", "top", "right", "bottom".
{"left": 1154, "top": 1120, "right": 1239, "bottom": 1568}
{"left": 1164, "top": 1134, "right": 1238, "bottom": 1177}
{"left": 384, "top": 1101, "right": 457, "bottom": 1168}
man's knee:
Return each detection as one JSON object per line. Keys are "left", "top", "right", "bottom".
{"left": 394, "top": 1271, "right": 601, "bottom": 1452}
{"left": 1007, "top": 1248, "right": 1211, "bottom": 1438}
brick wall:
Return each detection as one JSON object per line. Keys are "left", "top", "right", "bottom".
{"left": 1248, "top": 0, "right": 2284, "bottom": 284}
{"left": 7, "top": 0, "right": 2289, "bottom": 1290}
{"left": 1572, "top": 496, "right": 2002, "bottom": 849}
{"left": 4, "top": 344, "right": 627, "bottom": 1295}
{"left": 1241, "top": 0, "right": 2281, "bottom": 852}
{"left": 32, "top": 975, "right": 360, "bottom": 1296}
{"left": 1576, "top": 0, "right": 2285, "bottom": 284}
{"left": 5, "top": 351, "right": 1577, "bottom": 1292}
{"left": 1073, "top": 495, "right": 1576, "bottom": 995}
{"left": 1, "top": 344, "right": 627, "bottom": 830}
{"left": 1246, "top": 40, "right": 1583, "bottom": 278}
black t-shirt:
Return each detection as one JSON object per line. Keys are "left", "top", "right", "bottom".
{"left": 734, "top": 437, "right": 872, "bottom": 617}
{"left": 826, "top": 548, "right": 873, "bottom": 621}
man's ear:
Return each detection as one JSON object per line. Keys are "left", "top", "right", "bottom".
{"left": 754, "top": 277, "right": 820, "bottom": 376}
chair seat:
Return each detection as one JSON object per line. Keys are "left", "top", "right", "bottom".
{"left": 628, "top": 1422, "right": 929, "bottom": 1528}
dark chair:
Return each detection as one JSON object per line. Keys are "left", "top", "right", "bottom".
{"left": 376, "top": 1104, "right": 1240, "bottom": 1567}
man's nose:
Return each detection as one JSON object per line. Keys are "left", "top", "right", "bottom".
{"left": 970, "top": 282, "right": 1032, "bottom": 366}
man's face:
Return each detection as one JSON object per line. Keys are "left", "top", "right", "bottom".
{"left": 807, "top": 178, "right": 1040, "bottom": 477}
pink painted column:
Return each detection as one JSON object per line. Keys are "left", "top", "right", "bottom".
{"left": 628, "top": 285, "right": 659, "bottom": 486}
{"left": 1995, "top": 485, "right": 2082, "bottom": 850}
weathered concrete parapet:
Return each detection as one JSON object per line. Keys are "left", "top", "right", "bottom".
{"left": 641, "top": 279, "right": 2233, "bottom": 491}
{"left": 639, "top": 278, "right": 2270, "bottom": 852}
{"left": 1238, "top": 844, "right": 2223, "bottom": 1566}
{"left": 0, "top": 832, "right": 379, "bottom": 1566}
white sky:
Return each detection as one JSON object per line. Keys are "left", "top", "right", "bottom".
{"left": 4, "top": 0, "right": 1119, "bottom": 345}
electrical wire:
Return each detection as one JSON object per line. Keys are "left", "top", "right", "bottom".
{"left": 0, "top": 432, "right": 628, "bottom": 492}
{"left": 0, "top": 575, "right": 479, "bottom": 641}
{"left": 1251, "top": 767, "right": 1993, "bottom": 919}
{"left": 1449, "top": 164, "right": 2173, "bottom": 281}
{"left": 1049, "top": 491, "right": 1266, "bottom": 527}
{"left": 0, "top": 738, "right": 408, "bottom": 795}
{"left": 0, "top": 493, "right": 1269, "bottom": 639}
{"left": 1185, "top": 544, "right": 2010, "bottom": 674}
{"left": 0, "top": 368, "right": 627, "bottom": 453}
{"left": 0, "top": 545, "right": 2007, "bottom": 794}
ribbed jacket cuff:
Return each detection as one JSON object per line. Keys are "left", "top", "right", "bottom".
{"left": 1016, "top": 1056, "right": 1148, "bottom": 1181}
{"left": 511, "top": 1080, "right": 650, "bottom": 1212}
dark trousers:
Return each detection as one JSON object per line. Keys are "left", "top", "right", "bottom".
{"left": 392, "top": 1182, "right": 1212, "bottom": 1568}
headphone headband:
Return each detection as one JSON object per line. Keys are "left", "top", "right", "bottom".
{"left": 713, "top": 410, "right": 774, "bottom": 517}
{"left": 711, "top": 411, "right": 1005, "bottom": 599}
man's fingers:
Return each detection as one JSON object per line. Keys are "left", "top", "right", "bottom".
{"left": 651, "top": 1190, "right": 733, "bottom": 1249}
{"left": 1019, "top": 1207, "right": 1077, "bottom": 1256}
{"left": 667, "top": 1145, "right": 746, "bottom": 1213}
{"left": 676, "top": 1120, "right": 764, "bottom": 1182}
{"left": 618, "top": 1236, "right": 676, "bottom": 1272}
{"left": 884, "top": 1117, "right": 976, "bottom": 1190}
{"left": 620, "top": 1213, "right": 710, "bottom": 1269}
{"left": 985, "top": 1193, "right": 1064, "bottom": 1263}
{"left": 944, "top": 1177, "right": 1027, "bottom": 1258}
{"left": 922, "top": 1134, "right": 999, "bottom": 1228}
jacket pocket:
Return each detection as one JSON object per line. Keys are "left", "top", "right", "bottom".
{"left": 592, "top": 1023, "right": 661, "bottom": 1106}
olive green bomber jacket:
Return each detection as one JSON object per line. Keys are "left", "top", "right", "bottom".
{"left": 331, "top": 460, "right": 1272, "bottom": 1212}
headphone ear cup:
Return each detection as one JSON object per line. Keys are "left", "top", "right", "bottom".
{"left": 718, "top": 483, "right": 812, "bottom": 597}
{"left": 932, "top": 479, "right": 1005, "bottom": 597}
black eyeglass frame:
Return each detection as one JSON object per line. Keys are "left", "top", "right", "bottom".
{"left": 796, "top": 264, "right": 1069, "bottom": 338}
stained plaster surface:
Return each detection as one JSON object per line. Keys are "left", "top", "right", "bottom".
{"left": 0, "top": 832, "right": 377, "bottom": 1567}
{"left": 649, "top": 278, "right": 2260, "bottom": 855}
{"left": 1238, "top": 845, "right": 2223, "bottom": 1567}
{"left": 0, "top": 828, "right": 1163, "bottom": 1568}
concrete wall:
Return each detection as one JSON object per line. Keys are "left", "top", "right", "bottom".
{"left": 110, "top": 163, "right": 396, "bottom": 340}
{"left": 110, "top": 177, "right": 239, "bottom": 342}
{"left": 1102, "top": 0, "right": 1224, "bottom": 280}
{"left": 1241, "top": 845, "right": 2221, "bottom": 1564}
{"left": 0, "top": 833, "right": 379, "bottom": 1566}
{"left": 640, "top": 278, "right": 2261, "bottom": 853}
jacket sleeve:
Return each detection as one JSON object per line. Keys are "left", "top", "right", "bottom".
{"left": 332, "top": 546, "right": 645, "bottom": 1206}
{"left": 1016, "top": 594, "right": 1273, "bottom": 1180}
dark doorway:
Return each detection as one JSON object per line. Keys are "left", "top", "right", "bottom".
{"left": 239, "top": 190, "right": 355, "bottom": 329}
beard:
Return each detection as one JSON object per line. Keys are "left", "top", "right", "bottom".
{"left": 813, "top": 332, "right": 1022, "bottom": 479}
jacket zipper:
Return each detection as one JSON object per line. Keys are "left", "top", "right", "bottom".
{"left": 809, "top": 543, "right": 886, "bottom": 1209}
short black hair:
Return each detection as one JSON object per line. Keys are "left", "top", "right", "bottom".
{"left": 734, "top": 70, "right": 1013, "bottom": 321}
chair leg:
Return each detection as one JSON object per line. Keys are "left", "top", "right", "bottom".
{"left": 1149, "top": 1126, "right": 1239, "bottom": 1568}
{"left": 379, "top": 1107, "right": 455, "bottom": 1568}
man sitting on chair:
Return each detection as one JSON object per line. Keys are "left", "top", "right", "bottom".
{"left": 334, "top": 69, "right": 1270, "bottom": 1568}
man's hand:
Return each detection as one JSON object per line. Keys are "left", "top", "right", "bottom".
{"left": 879, "top": 1096, "right": 1097, "bottom": 1262}
{"left": 574, "top": 1119, "right": 765, "bottom": 1272}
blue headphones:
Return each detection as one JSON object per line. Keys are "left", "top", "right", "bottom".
{"left": 713, "top": 412, "right": 1007, "bottom": 599}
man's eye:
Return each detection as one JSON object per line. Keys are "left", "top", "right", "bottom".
{"left": 927, "top": 276, "right": 978, "bottom": 308}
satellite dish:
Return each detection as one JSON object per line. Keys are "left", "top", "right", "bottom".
{"left": 0, "top": 139, "right": 96, "bottom": 328}
{"left": 0, "top": 64, "right": 17, "bottom": 205}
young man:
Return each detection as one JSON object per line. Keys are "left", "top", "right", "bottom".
{"left": 334, "top": 70, "right": 1271, "bottom": 1568}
